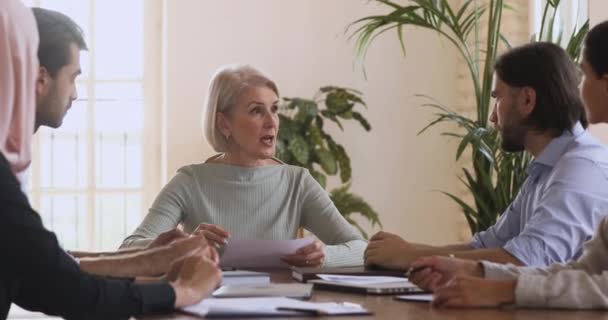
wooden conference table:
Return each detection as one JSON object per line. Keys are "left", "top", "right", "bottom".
{"left": 138, "top": 269, "right": 608, "bottom": 320}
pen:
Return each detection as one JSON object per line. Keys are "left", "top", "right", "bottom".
{"left": 276, "top": 307, "right": 327, "bottom": 315}
{"left": 406, "top": 266, "right": 425, "bottom": 277}
{"left": 407, "top": 253, "right": 456, "bottom": 277}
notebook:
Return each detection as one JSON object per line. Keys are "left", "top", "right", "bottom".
{"left": 221, "top": 270, "right": 270, "bottom": 286}
{"left": 212, "top": 283, "right": 313, "bottom": 299}
{"left": 309, "top": 275, "right": 424, "bottom": 295}
{"left": 291, "top": 266, "right": 407, "bottom": 282}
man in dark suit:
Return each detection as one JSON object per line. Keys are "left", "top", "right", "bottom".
{"left": 1, "top": 2, "right": 221, "bottom": 319}
{"left": 30, "top": 7, "right": 215, "bottom": 279}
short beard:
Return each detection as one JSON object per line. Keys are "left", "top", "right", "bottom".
{"left": 499, "top": 110, "right": 527, "bottom": 153}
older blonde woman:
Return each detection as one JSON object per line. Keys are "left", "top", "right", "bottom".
{"left": 122, "top": 65, "right": 366, "bottom": 267}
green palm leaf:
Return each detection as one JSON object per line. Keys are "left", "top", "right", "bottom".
{"left": 350, "top": 0, "right": 584, "bottom": 234}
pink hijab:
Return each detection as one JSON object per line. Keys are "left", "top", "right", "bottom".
{"left": 0, "top": 0, "right": 39, "bottom": 184}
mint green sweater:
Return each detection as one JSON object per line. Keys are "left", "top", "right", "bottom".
{"left": 121, "top": 162, "right": 366, "bottom": 267}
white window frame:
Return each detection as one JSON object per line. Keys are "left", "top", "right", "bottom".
{"left": 529, "top": 0, "right": 589, "bottom": 41}
{"left": 26, "top": 0, "right": 162, "bottom": 251}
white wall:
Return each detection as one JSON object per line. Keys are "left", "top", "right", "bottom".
{"left": 161, "top": 0, "right": 466, "bottom": 244}
{"left": 589, "top": 0, "right": 608, "bottom": 24}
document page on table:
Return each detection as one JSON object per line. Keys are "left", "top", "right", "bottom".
{"left": 220, "top": 237, "right": 314, "bottom": 268}
{"left": 182, "top": 297, "right": 371, "bottom": 317}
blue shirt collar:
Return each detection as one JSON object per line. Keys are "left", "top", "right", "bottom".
{"left": 533, "top": 122, "right": 585, "bottom": 168}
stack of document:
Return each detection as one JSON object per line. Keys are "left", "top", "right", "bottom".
{"left": 213, "top": 283, "right": 313, "bottom": 299}
{"left": 221, "top": 270, "right": 270, "bottom": 286}
{"left": 317, "top": 274, "right": 411, "bottom": 284}
{"left": 181, "top": 297, "right": 371, "bottom": 317}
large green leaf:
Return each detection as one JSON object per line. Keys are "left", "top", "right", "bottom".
{"left": 307, "top": 123, "right": 325, "bottom": 146}
{"left": 330, "top": 142, "right": 351, "bottom": 183}
{"left": 287, "top": 136, "right": 310, "bottom": 165}
{"left": 277, "top": 115, "right": 298, "bottom": 141}
{"left": 326, "top": 90, "right": 355, "bottom": 114}
{"left": 294, "top": 102, "right": 318, "bottom": 125}
{"left": 320, "top": 110, "right": 344, "bottom": 130}
{"left": 331, "top": 183, "right": 382, "bottom": 234}
{"left": 315, "top": 148, "right": 338, "bottom": 175}
{"left": 352, "top": 112, "right": 372, "bottom": 131}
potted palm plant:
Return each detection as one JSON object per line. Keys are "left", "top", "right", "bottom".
{"left": 276, "top": 86, "right": 382, "bottom": 238}
{"left": 350, "top": 0, "right": 588, "bottom": 234}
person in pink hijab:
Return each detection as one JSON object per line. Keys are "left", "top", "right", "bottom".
{"left": 0, "top": 0, "right": 38, "bottom": 185}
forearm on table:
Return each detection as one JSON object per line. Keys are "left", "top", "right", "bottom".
{"left": 405, "top": 246, "right": 521, "bottom": 266}
{"left": 452, "top": 248, "right": 524, "bottom": 265}
{"left": 69, "top": 247, "right": 145, "bottom": 258}
{"left": 79, "top": 255, "right": 145, "bottom": 277}
{"left": 79, "top": 247, "right": 170, "bottom": 277}
{"left": 413, "top": 243, "right": 473, "bottom": 251}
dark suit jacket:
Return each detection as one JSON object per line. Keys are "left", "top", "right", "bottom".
{"left": 0, "top": 153, "right": 174, "bottom": 319}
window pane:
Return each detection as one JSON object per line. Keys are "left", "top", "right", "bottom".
{"left": 95, "top": 83, "right": 144, "bottom": 188}
{"left": 94, "top": 0, "right": 143, "bottom": 79}
{"left": 95, "top": 132, "right": 142, "bottom": 188}
{"left": 95, "top": 83, "right": 144, "bottom": 133}
{"left": 96, "top": 193, "right": 141, "bottom": 250}
{"left": 40, "top": 194, "right": 87, "bottom": 249}
{"left": 30, "top": 0, "right": 149, "bottom": 254}
{"left": 60, "top": 83, "right": 88, "bottom": 133}
{"left": 39, "top": 0, "right": 90, "bottom": 42}
{"left": 39, "top": 130, "right": 88, "bottom": 188}
{"left": 80, "top": 50, "right": 91, "bottom": 81}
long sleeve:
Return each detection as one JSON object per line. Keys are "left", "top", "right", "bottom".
{"left": 470, "top": 128, "right": 608, "bottom": 267}
{"left": 470, "top": 188, "right": 525, "bottom": 250}
{"left": 0, "top": 154, "right": 175, "bottom": 319}
{"left": 299, "top": 171, "right": 366, "bottom": 267}
{"left": 482, "top": 217, "right": 608, "bottom": 309}
{"left": 121, "top": 169, "right": 194, "bottom": 248}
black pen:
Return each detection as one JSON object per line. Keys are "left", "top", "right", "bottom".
{"left": 276, "top": 307, "right": 327, "bottom": 316}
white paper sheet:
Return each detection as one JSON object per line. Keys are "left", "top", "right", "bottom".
{"left": 181, "top": 297, "right": 370, "bottom": 317}
{"left": 395, "top": 294, "right": 434, "bottom": 302}
{"left": 220, "top": 237, "right": 314, "bottom": 268}
{"left": 317, "top": 274, "right": 412, "bottom": 285}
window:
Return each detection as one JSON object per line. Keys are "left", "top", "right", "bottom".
{"left": 24, "top": 0, "right": 160, "bottom": 251}
{"left": 530, "top": 0, "right": 589, "bottom": 44}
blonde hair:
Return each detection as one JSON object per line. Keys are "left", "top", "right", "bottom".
{"left": 202, "top": 65, "right": 279, "bottom": 152}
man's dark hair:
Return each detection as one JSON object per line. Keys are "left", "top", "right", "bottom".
{"left": 31, "top": 7, "right": 88, "bottom": 78}
{"left": 494, "top": 42, "right": 587, "bottom": 134}
{"left": 584, "top": 20, "right": 608, "bottom": 77}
